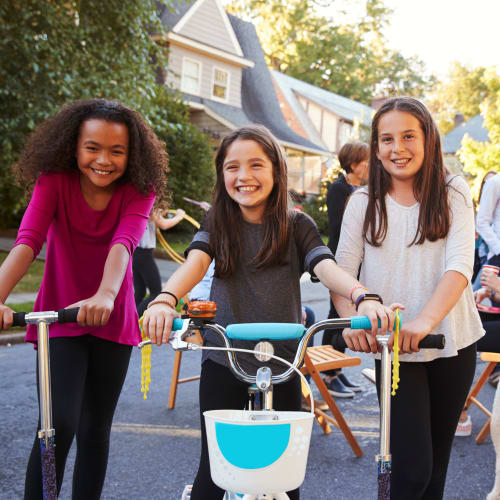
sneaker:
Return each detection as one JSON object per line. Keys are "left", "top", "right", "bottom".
{"left": 324, "top": 376, "right": 354, "bottom": 398}
{"left": 181, "top": 485, "right": 192, "bottom": 500}
{"left": 338, "top": 372, "right": 362, "bottom": 392}
{"left": 455, "top": 415, "right": 472, "bottom": 437}
{"left": 362, "top": 368, "right": 376, "bottom": 385}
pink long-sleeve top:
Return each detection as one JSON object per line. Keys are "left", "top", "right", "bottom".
{"left": 14, "top": 171, "right": 155, "bottom": 345}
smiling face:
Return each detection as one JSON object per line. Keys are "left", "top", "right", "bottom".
{"left": 222, "top": 139, "right": 275, "bottom": 223}
{"left": 76, "top": 118, "right": 129, "bottom": 194}
{"left": 376, "top": 110, "right": 425, "bottom": 187}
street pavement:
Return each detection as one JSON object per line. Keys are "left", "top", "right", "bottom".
{"left": 0, "top": 238, "right": 497, "bottom": 499}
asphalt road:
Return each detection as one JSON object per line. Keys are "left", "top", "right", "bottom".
{"left": 0, "top": 275, "right": 497, "bottom": 499}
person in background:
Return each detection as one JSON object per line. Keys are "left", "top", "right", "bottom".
{"left": 476, "top": 171, "right": 500, "bottom": 386}
{"left": 322, "top": 141, "right": 369, "bottom": 397}
{"left": 472, "top": 170, "right": 497, "bottom": 286}
{"left": 133, "top": 208, "right": 185, "bottom": 316}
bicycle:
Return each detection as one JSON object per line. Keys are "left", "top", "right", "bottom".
{"left": 12, "top": 308, "right": 80, "bottom": 500}
{"left": 139, "top": 301, "right": 445, "bottom": 500}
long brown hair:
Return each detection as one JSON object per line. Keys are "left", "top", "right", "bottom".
{"left": 208, "top": 125, "right": 290, "bottom": 278}
{"left": 363, "top": 96, "right": 450, "bottom": 246}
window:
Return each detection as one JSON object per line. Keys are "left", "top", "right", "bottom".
{"left": 181, "top": 58, "right": 201, "bottom": 95}
{"left": 212, "top": 67, "right": 229, "bottom": 101}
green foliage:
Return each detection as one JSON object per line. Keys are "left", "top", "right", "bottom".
{"left": 301, "top": 157, "right": 341, "bottom": 235}
{"left": 149, "top": 87, "right": 215, "bottom": 221}
{"left": 0, "top": 0, "right": 215, "bottom": 228}
{"left": 227, "top": 0, "right": 433, "bottom": 104}
{"left": 458, "top": 70, "right": 500, "bottom": 200}
{"left": 427, "top": 62, "right": 491, "bottom": 135}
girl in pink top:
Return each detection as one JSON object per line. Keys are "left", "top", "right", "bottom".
{"left": 0, "top": 99, "right": 168, "bottom": 499}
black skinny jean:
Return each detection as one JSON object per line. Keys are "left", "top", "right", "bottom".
{"left": 191, "top": 359, "right": 302, "bottom": 500}
{"left": 132, "top": 247, "right": 162, "bottom": 317}
{"left": 24, "top": 335, "right": 132, "bottom": 500}
{"left": 374, "top": 342, "right": 477, "bottom": 500}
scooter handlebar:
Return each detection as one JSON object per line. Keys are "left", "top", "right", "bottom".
{"left": 11, "top": 308, "right": 81, "bottom": 327}
{"left": 331, "top": 333, "right": 446, "bottom": 350}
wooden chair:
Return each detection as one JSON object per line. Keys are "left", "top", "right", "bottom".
{"left": 301, "top": 345, "right": 363, "bottom": 457}
{"left": 168, "top": 330, "right": 203, "bottom": 409}
{"left": 464, "top": 351, "right": 500, "bottom": 444}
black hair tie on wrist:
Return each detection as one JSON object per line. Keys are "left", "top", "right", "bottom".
{"left": 159, "top": 291, "right": 179, "bottom": 307}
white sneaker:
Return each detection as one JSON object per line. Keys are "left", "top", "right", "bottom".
{"left": 455, "top": 415, "right": 472, "bottom": 437}
{"left": 362, "top": 368, "right": 376, "bottom": 385}
{"left": 181, "top": 485, "right": 192, "bottom": 500}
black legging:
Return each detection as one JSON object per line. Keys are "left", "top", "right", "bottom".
{"left": 191, "top": 359, "right": 302, "bottom": 500}
{"left": 132, "top": 247, "right": 162, "bottom": 317}
{"left": 374, "top": 342, "right": 477, "bottom": 500}
{"left": 24, "top": 335, "right": 132, "bottom": 500}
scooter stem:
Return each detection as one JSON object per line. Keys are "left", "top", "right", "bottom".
{"left": 377, "top": 334, "right": 391, "bottom": 461}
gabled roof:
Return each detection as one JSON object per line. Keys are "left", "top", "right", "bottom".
{"left": 158, "top": 1, "right": 328, "bottom": 156}
{"left": 442, "top": 114, "right": 490, "bottom": 154}
{"left": 272, "top": 70, "right": 373, "bottom": 128}
{"left": 228, "top": 15, "right": 328, "bottom": 154}
{"left": 158, "top": 1, "right": 192, "bottom": 29}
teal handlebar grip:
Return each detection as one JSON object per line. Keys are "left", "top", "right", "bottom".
{"left": 172, "top": 318, "right": 185, "bottom": 331}
{"left": 350, "top": 312, "right": 403, "bottom": 331}
{"left": 226, "top": 323, "right": 306, "bottom": 341}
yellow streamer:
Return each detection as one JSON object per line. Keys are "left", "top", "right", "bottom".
{"left": 391, "top": 309, "right": 400, "bottom": 396}
{"left": 139, "top": 316, "right": 152, "bottom": 400}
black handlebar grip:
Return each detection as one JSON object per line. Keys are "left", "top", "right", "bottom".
{"left": 58, "top": 308, "right": 80, "bottom": 323}
{"left": 12, "top": 312, "right": 27, "bottom": 327}
{"left": 331, "top": 333, "right": 446, "bottom": 351}
{"left": 418, "top": 334, "right": 445, "bottom": 349}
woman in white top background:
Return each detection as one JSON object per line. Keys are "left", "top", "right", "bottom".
{"left": 133, "top": 208, "right": 185, "bottom": 315}
{"left": 332, "top": 96, "right": 484, "bottom": 500}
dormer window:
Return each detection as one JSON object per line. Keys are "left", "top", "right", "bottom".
{"left": 212, "top": 67, "right": 229, "bottom": 102}
{"left": 181, "top": 57, "right": 201, "bottom": 95}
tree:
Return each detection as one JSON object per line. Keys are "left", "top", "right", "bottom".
{"left": 226, "top": 0, "right": 433, "bottom": 104}
{"left": 458, "top": 70, "right": 500, "bottom": 200}
{"left": 427, "top": 62, "right": 491, "bottom": 135}
{"left": 0, "top": 1, "right": 214, "bottom": 227}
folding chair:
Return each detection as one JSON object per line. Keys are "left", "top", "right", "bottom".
{"left": 168, "top": 330, "right": 203, "bottom": 409}
{"left": 464, "top": 351, "right": 500, "bottom": 444}
{"left": 301, "top": 345, "right": 363, "bottom": 457}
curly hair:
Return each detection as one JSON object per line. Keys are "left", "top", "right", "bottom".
{"left": 14, "top": 99, "right": 169, "bottom": 209}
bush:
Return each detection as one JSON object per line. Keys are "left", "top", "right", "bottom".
{"left": 149, "top": 87, "right": 215, "bottom": 222}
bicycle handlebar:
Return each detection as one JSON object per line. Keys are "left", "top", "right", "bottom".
{"left": 12, "top": 308, "right": 80, "bottom": 327}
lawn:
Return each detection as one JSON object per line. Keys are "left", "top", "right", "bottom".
{"left": 0, "top": 251, "right": 44, "bottom": 293}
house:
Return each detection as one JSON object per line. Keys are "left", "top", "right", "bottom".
{"left": 271, "top": 70, "right": 374, "bottom": 155}
{"left": 156, "top": 0, "right": 330, "bottom": 194}
{"left": 442, "top": 114, "right": 490, "bottom": 174}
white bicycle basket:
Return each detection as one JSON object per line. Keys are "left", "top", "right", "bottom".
{"left": 204, "top": 409, "right": 314, "bottom": 495}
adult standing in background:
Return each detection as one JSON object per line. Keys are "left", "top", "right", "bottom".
{"left": 133, "top": 208, "right": 185, "bottom": 316}
{"left": 475, "top": 171, "right": 500, "bottom": 387}
{"left": 476, "top": 172, "right": 500, "bottom": 269}
{"left": 322, "top": 141, "right": 369, "bottom": 397}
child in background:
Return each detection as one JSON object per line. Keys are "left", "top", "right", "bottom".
{"left": 332, "top": 96, "right": 484, "bottom": 500}
{"left": 0, "top": 99, "right": 168, "bottom": 499}
{"left": 133, "top": 207, "right": 185, "bottom": 316}
{"left": 143, "top": 124, "right": 393, "bottom": 500}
